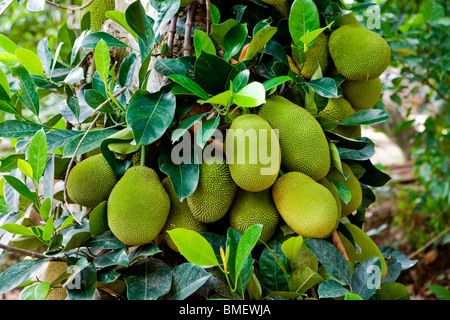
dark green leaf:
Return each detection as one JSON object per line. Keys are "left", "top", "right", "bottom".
{"left": 3, "top": 175, "right": 36, "bottom": 204}
{"left": 84, "top": 231, "right": 127, "bottom": 250}
{"left": 226, "top": 228, "right": 252, "bottom": 294}
{"left": 11, "top": 64, "right": 40, "bottom": 117}
{"left": 211, "top": 19, "right": 240, "bottom": 51}
{"left": 81, "top": 32, "right": 129, "bottom": 49}
{"left": 93, "top": 249, "right": 129, "bottom": 268}
{"left": 288, "top": 266, "right": 324, "bottom": 295}
{"left": 150, "top": 0, "right": 180, "bottom": 38}
{"left": 154, "top": 58, "right": 186, "bottom": 77}
{"left": 350, "top": 257, "right": 382, "bottom": 300}
{"left": 61, "top": 230, "right": 92, "bottom": 253}
{"left": 223, "top": 23, "right": 248, "bottom": 61}
{"left": 88, "top": 201, "right": 109, "bottom": 236}
{"left": 0, "top": 84, "right": 18, "bottom": 115}
{"left": 235, "top": 224, "right": 262, "bottom": 283}
{"left": 245, "top": 26, "right": 278, "bottom": 60}
{"left": 62, "top": 129, "right": 116, "bottom": 158}
{"left": 126, "top": 89, "right": 176, "bottom": 146}
{"left": 339, "top": 109, "right": 390, "bottom": 126}
{"left": 379, "top": 246, "right": 417, "bottom": 270}
{"left": 196, "top": 116, "right": 221, "bottom": 149}
{"left": 171, "top": 263, "right": 211, "bottom": 300}
{"left": 122, "top": 258, "right": 172, "bottom": 300}
{"left": 352, "top": 160, "right": 391, "bottom": 187}
{"left": 171, "top": 113, "right": 207, "bottom": 143}
{"left": 167, "top": 74, "right": 210, "bottom": 100}
{"left": 119, "top": 53, "right": 138, "bottom": 88}
{"left": 66, "top": 263, "right": 97, "bottom": 300}
{"left": 426, "top": 285, "right": 450, "bottom": 300}
{"left": 128, "top": 243, "right": 162, "bottom": 264}
{"left": 258, "top": 240, "right": 289, "bottom": 294}
{"left": 302, "top": 77, "right": 339, "bottom": 98}
{"left": 125, "top": 1, "right": 155, "bottom": 61}
{"left": 289, "top": 0, "right": 320, "bottom": 49}
{"left": 318, "top": 279, "right": 350, "bottom": 298}
{"left": 304, "top": 238, "right": 351, "bottom": 286}
{"left": 194, "top": 51, "right": 233, "bottom": 95}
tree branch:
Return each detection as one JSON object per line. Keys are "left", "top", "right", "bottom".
{"left": 0, "top": 243, "right": 47, "bottom": 259}
{"left": 183, "top": 2, "right": 197, "bottom": 56}
{"left": 205, "top": 0, "right": 211, "bottom": 35}
{"left": 167, "top": 15, "right": 178, "bottom": 58}
{"left": 332, "top": 231, "right": 349, "bottom": 260}
{"left": 45, "top": 0, "right": 94, "bottom": 11}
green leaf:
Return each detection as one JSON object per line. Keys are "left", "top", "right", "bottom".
{"left": 194, "top": 51, "right": 233, "bottom": 95}
{"left": 105, "top": 11, "right": 138, "bottom": 39}
{"left": 233, "top": 82, "right": 266, "bottom": 107}
{"left": 17, "top": 159, "right": 33, "bottom": 180}
{"left": 304, "top": 238, "right": 351, "bottom": 286}
{"left": 119, "top": 53, "right": 138, "bottom": 88}
{"left": 154, "top": 58, "right": 186, "bottom": 77}
{"left": 379, "top": 246, "right": 418, "bottom": 270}
{"left": 84, "top": 231, "right": 127, "bottom": 250}
{"left": 211, "top": 19, "right": 240, "bottom": 51}
{"left": 196, "top": 116, "right": 221, "bottom": 149}
{"left": 122, "top": 258, "right": 172, "bottom": 300}
{"left": 81, "top": 31, "right": 130, "bottom": 49}
{"left": 171, "top": 263, "right": 211, "bottom": 300}
{"left": 258, "top": 240, "right": 289, "bottom": 293}
{"left": 223, "top": 23, "right": 248, "bottom": 61}
{"left": 61, "top": 230, "right": 92, "bottom": 253}
{"left": 126, "top": 89, "right": 176, "bottom": 146}
{"left": 340, "top": 109, "right": 390, "bottom": 126}
{"left": 226, "top": 228, "right": 252, "bottom": 294}
{"left": 194, "top": 29, "right": 217, "bottom": 59}
{"left": 0, "top": 84, "right": 17, "bottom": 116}
{"left": 167, "top": 228, "right": 220, "bottom": 267}
{"left": 15, "top": 48, "right": 44, "bottom": 76}
{"left": 0, "top": 67, "right": 10, "bottom": 96}
{"left": 66, "top": 264, "right": 97, "bottom": 300}
{"left": 19, "top": 281, "right": 50, "bottom": 300}
{"left": 302, "top": 77, "right": 339, "bottom": 98}
{"left": 234, "top": 224, "right": 262, "bottom": 284}
{"left": 374, "top": 282, "right": 411, "bottom": 300}
{"left": 28, "top": 129, "right": 47, "bottom": 183}
{"left": 3, "top": 175, "right": 36, "bottom": 204}
{"left": 350, "top": 257, "right": 382, "bottom": 300}
{"left": 88, "top": 201, "right": 109, "bottom": 236}
{"left": 288, "top": 266, "right": 324, "bottom": 295}
{"left": 299, "top": 22, "right": 334, "bottom": 48}
{"left": 128, "top": 243, "right": 162, "bottom": 264}
{"left": 11, "top": 64, "right": 40, "bottom": 117}
{"left": 330, "top": 180, "right": 352, "bottom": 205}
{"left": 42, "top": 216, "right": 54, "bottom": 243}
{"left": 39, "top": 197, "right": 51, "bottom": 220}
{"left": 318, "top": 279, "right": 350, "bottom": 299}
{"left": 230, "top": 69, "right": 250, "bottom": 94}
{"left": 345, "top": 292, "right": 363, "bottom": 300}
{"left": 281, "top": 235, "right": 303, "bottom": 264}
{"left": 355, "top": 160, "right": 391, "bottom": 187}
{"left": 167, "top": 74, "right": 210, "bottom": 100}
{"left": 337, "top": 138, "right": 375, "bottom": 161}
{"left": 58, "top": 215, "right": 74, "bottom": 231}
{"left": 62, "top": 129, "right": 116, "bottom": 158}
{"left": 125, "top": 0, "right": 155, "bottom": 62}
{"left": 262, "top": 76, "right": 291, "bottom": 91}
{"left": 0, "top": 258, "right": 47, "bottom": 294}
{"left": 0, "top": 223, "right": 35, "bottom": 236}
{"left": 245, "top": 26, "right": 278, "bottom": 60}
{"left": 93, "top": 249, "right": 130, "bottom": 268}
{"left": 95, "top": 40, "right": 110, "bottom": 84}
{"left": 0, "top": 33, "right": 18, "bottom": 54}
{"left": 150, "top": 0, "right": 180, "bottom": 39}
{"left": 289, "top": 0, "right": 320, "bottom": 49}
{"left": 171, "top": 113, "right": 207, "bottom": 143}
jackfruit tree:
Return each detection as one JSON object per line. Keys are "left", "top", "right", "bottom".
{"left": 0, "top": 0, "right": 425, "bottom": 303}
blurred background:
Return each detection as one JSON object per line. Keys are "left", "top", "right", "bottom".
{"left": 0, "top": 0, "right": 448, "bottom": 300}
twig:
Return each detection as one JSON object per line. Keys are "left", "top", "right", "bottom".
{"left": 183, "top": 2, "right": 197, "bottom": 56}
{"left": 408, "top": 226, "right": 450, "bottom": 259}
{"left": 45, "top": 0, "right": 94, "bottom": 11}
{"left": 63, "top": 87, "right": 128, "bottom": 223}
{"left": 205, "top": 0, "right": 211, "bottom": 35}
{"left": 167, "top": 15, "right": 178, "bottom": 58}
{"left": 332, "top": 231, "right": 349, "bottom": 260}
{"left": 0, "top": 243, "right": 47, "bottom": 259}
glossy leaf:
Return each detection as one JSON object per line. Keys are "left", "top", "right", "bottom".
{"left": 19, "top": 281, "right": 50, "bottom": 300}
{"left": 258, "top": 240, "right": 289, "bottom": 294}
{"left": 66, "top": 263, "right": 97, "bottom": 300}
{"left": 288, "top": 266, "right": 324, "bottom": 295}
{"left": 171, "top": 263, "right": 211, "bottom": 300}
{"left": 2, "top": 175, "right": 36, "bottom": 204}
{"left": 125, "top": 0, "right": 155, "bottom": 61}
{"left": 289, "top": 0, "right": 320, "bottom": 49}
{"left": 245, "top": 26, "right": 278, "bottom": 60}
{"left": 154, "top": 58, "right": 186, "bottom": 77}
{"left": 234, "top": 224, "right": 262, "bottom": 284}
{"left": 81, "top": 32, "right": 129, "bottom": 49}
{"left": 0, "top": 258, "right": 47, "bottom": 294}
{"left": 11, "top": 64, "right": 40, "bottom": 117}
{"left": 318, "top": 279, "right": 350, "bottom": 299}
{"left": 194, "top": 51, "right": 233, "bottom": 95}
{"left": 350, "top": 257, "right": 382, "bottom": 300}
{"left": 374, "top": 282, "right": 411, "bottom": 300}
{"left": 194, "top": 29, "right": 216, "bottom": 59}
{"left": 167, "top": 74, "right": 210, "bottom": 100}
{"left": 281, "top": 235, "right": 303, "bottom": 265}
{"left": 15, "top": 48, "right": 44, "bottom": 76}
{"left": 88, "top": 201, "right": 109, "bottom": 236}
{"left": 93, "top": 249, "right": 130, "bottom": 268}
{"left": 302, "top": 77, "right": 339, "bottom": 98}
{"left": 233, "top": 82, "right": 266, "bottom": 107}
{"left": 339, "top": 109, "right": 391, "bottom": 126}
{"left": 27, "top": 129, "right": 47, "bottom": 183}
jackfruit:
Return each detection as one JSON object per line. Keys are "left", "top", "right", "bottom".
{"left": 341, "top": 77, "right": 382, "bottom": 110}
{"left": 295, "top": 32, "right": 329, "bottom": 80}
{"left": 67, "top": 154, "right": 117, "bottom": 208}
{"left": 272, "top": 171, "right": 339, "bottom": 239}
{"left": 318, "top": 177, "right": 342, "bottom": 235}
{"left": 34, "top": 260, "right": 68, "bottom": 300}
{"left": 293, "top": 243, "right": 319, "bottom": 272}
{"left": 225, "top": 114, "right": 281, "bottom": 192}
{"left": 317, "top": 97, "right": 362, "bottom": 138}
{"left": 258, "top": 95, "right": 330, "bottom": 181}
{"left": 328, "top": 24, "right": 391, "bottom": 81}
{"left": 260, "top": 0, "right": 288, "bottom": 5}
{"left": 229, "top": 188, "right": 279, "bottom": 243}
{"left": 181, "top": 0, "right": 194, "bottom": 6}
{"left": 131, "top": 144, "right": 159, "bottom": 170}
{"left": 338, "top": 223, "right": 387, "bottom": 279}
{"left": 107, "top": 166, "right": 170, "bottom": 246}
{"left": 326, "top": 162, "right": 362, "bottom": 218}
{"left": 187, "top": 156, "right": 237, "bottom": 223}
{"left": 339, "top": 13, "right": 361, "bottom": 27}
{"left": 83, "top": 0, "right": 115, "bottom": 32}
{"left": 162, "top": 177, "right": 206, "bottom": 251}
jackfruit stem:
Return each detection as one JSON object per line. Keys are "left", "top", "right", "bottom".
{"left": 332, "top": 231, "right": 349, "bottom": 260}
{"left": 44, "top": 0, "right": 94, "bottom": 11}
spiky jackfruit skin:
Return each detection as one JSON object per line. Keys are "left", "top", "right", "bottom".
{"left": 329, "top": 25, "right": 391, "bottom": 81}
{"left": 187, "top": 157, "right": 238, "bottom": 223}
{"left": 180, "top": 0, "right": 194, "bottom": 6}
{"left": 297, "top": 32, "right": 329, "bottom": 80}
{"left": 338, "top": 223, "right": 387, "bottom": 279}
{"left": 258, "top": 96, "right": 330, "bottom": 181}
{"left": 261, "top": 0, "right": 288, "bottom": 5}
{"left": 107, "top": 166, "right": 170, "bottom": 246}
{"left": 83, "top": 0, "right": 115, "bottom": 32}
{"left": 67, "top": 154, "right": 117, "bottom": 208}
{"left": 229, "top": 188, "right": 279, "bottom": 243}
{"left": 318, "top": 177, "right": 342, "bottom": 236}
{"left": 317, "top": 97, "right": 361, "bottom": 138}
{"left": 131, "top": 144, "right": 159, "bottom": 170}
{"left": 341, "top": 78, "right": 382, "bottom": 110}
{"left": 272, "top": 172, "right": 339, "bottom": 239}
{"left": 327, "top": 163, "right": 362, "bottom": 218}
{"left": 225, "top": 114, "right": 281, "bottom": 192}
{"left": 339, "top": 14, "right": 361, "bottom": 27}
{"left": 36, "top": 260, "right": 67, "bottom": 300}
{"left": 293, "top": 244, "right": 319, "bottom": 272}
{"left": 162, "top": 177, "right": 206, "bottom": 251}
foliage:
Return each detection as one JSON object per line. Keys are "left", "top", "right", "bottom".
{"left": 0, "top": 0, "right": 419, "bottom": 300}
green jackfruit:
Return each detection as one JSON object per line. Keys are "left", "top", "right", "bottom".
{"left": 181, "top": 0, "right": 194, "bottom": 6}
{"left": 260, "top": 0, "right": 288, "bottom": 5}
{"left": 67, "top": 154, "right": 117, "bottom": 208}
{"left": 295, "top": 32, "right": 329, "bottom": 80}
{"left": 107, "top": 166, "right": 170, "bottom": 246}
{"left": 329, "top": 24, "right": 391, "bottom": 81}
{"left": 327, "top": 163, "right": 362, "bottom": 218}
{"left": 318, "top": 177, "right": 342, "bottom": 235}
{"left": 34, "top": 260, "right": 68, "bottom": 300}
{"left": 341, "top": 77, "right": 382, "bottom": 110}
{"left": 187, "top": 157, "right": 237, "bottom": 223}
{"left": 162, "top": 177, "right": 206, "bottom": 251}
{"left": 131, "top": 144, "right": 159, "bottom": 170}
{"left": 317, "top": 97, "right": 361, "bottom": 138}
{"left": 225, "top": 114, "right": 281, "bottom": 192}
{"left": 258, "top": 95, "right": 330, "bottom": 181}
{"left": 229, "top": 188, "right": 279, "bottom": 243}
{"left": 293, "top": 243, "right": 319, "bottom": 272}
{"left": 83, "top": 0, "right": 115, "bottom": 32}
{"left": 338, "top": 223, "right": 387, "bottom": 279}
{"left": 339, "top": 13, "right": 361, "bottom": 27}
{"left": 272, "top": 171, "right": 339, "bottom": 239}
